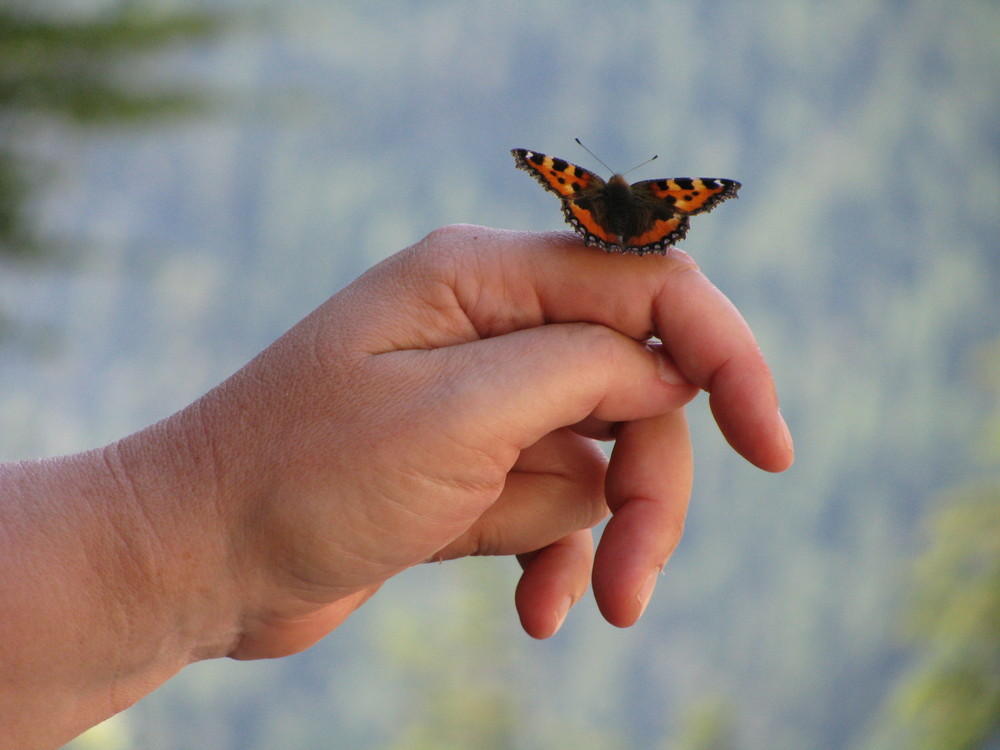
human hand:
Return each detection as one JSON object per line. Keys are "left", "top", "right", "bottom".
{"left": 139, "top": 225, "right": 790, "bottom": 658}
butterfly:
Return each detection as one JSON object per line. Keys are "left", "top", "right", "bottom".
{"left": 512, "top": 146, "right": 741, "bottom": 255}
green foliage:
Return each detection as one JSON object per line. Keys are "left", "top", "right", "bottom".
{"left": 663, "top": 698, "right": 737, "bottom": 750}
{"left": 0, "top": 2, "right": 224, "bottom": 122}
{"left": 0, "top": 147, "right": 32, "bottom": 250}
{"left": 864, "top": 343, "right": 1000, "bottom": 750}
{"left": 372, "top": 564, "right": 522, "bottom": 750}
{"left": 976, "top": 343, "right": 1000, "bottom": 461}
{"left": 0, "top": 1, "right": 226, "bottom": 256}
{"left": 865, "top": 484, "right": 1000, "bottom": 750}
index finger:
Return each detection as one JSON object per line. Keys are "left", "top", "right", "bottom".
{"left": 467, "top": 227, "right": 794, "bottom": 472}
{"left": 354, "top": 225, "right": 793, "bottom": 472}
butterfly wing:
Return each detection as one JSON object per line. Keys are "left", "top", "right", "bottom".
{"left": 620, "top": 214, "right": 691, "bottom": 254}
{"left": 511, "top": 149, "right": 606, "bottom": 200}
{"left": 513, "top": 149, "right": 623, "bottom": 247}
{"left": 614, "top": 177, "right": 739, "bottom": 253}
{"left": 631, "top": 177, "right": 741, "bottom": 216}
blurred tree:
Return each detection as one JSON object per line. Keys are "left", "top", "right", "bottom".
{"left": 662, "top": 698, "right": 737, "bottom": 750}
{"left": 375, "top": 563, "right": 523, "bottom": 750}
{"left": 0, "top": 0, "right": 225, "bottom": 257}
{"left": 864, "top": 342, "right": 1000, "bottom": 750}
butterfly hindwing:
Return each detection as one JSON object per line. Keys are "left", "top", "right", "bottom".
{"left": 563, "top": 200, "right": 621, "bottom": 247}
{"left": 622, "top": 216, "right": 690, "bottom": 254}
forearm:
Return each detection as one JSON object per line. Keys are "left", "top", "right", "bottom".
{"left": 0, "top": 412, "right": 242, "bottom": 749}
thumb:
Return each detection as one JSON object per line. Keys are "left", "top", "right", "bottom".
{"left": 401, "top": 321, "right": 699, "bottom": 455}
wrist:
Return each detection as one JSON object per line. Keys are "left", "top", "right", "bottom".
{"left": 0, "top": 407, "right": 247, "bottom": 746}
{"left": 106, "top": 407, "right": 247, "bottom": 665}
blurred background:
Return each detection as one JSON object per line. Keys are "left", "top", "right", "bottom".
{"left": 1, "top": 1, "right": 998, "bottom": 748}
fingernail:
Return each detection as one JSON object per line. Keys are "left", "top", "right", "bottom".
{"left": 778, "top": 411, "right": 794, "bottom": 454}
{"left": 553, "top": 595, "right": 573, "bottom": 634}
{"left": 652, "top": 349, "right": 688, "bottom": 385}
{"left": 637, "top": 568, "right": 662, "bottom": 618}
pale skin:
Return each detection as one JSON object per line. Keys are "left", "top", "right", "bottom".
{"left": 0, "top": 226, "right": 793, "bottom": 749}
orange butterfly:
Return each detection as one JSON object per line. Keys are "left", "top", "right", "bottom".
{"left": 512, "top": 146, "right": 740, "bottom": 255}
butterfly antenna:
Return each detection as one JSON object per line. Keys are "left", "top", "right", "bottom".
{"left": 575, "top": 138, "right": 658, "bottom": 176}
{"left": 574, "top": 138, "right": 615, "bottom": 174}
{"left": 623, "top": 153, "right": 659, "bottom": 177}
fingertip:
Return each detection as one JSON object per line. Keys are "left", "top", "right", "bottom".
{"left": 707, "top": 366, "right": 794, "bottom": 472}
{"left": 754, "top": 410, "right": 796, "bottom": 473}
{"left": 514, "top": 531, "right": 593, "bottom": 639}
{"left": 593, "top": 564, "right": 661, "bottom": 629}
{"left": 516, "top": 588, "right": 577, "bottom": 640}
{"left": 521, "top": 594, "right": 574, "bottom": 640}
{"left": 591, "top": 499, "right": 684, "bottom": 629}
{"left": 771, "top": 411, "right": 795, "bottom": 471}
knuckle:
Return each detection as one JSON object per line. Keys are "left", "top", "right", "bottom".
{"left": 403, "top": 224, "right": 493, "bottom": 287}
{"left": 567, "top": 324, "right": 633, "bottom": 376}
{"left": 663, "top": 246, "right": 701, "bottom": 273}
{"left": 564, "top": 321, "right": 622, "bottom": 354}
{"left": 417, "top": 224, "right": 489, "bottom": 263}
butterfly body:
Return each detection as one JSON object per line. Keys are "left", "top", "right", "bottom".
{"left": 512, "top": 148, "right": 741, "bottom": 255}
